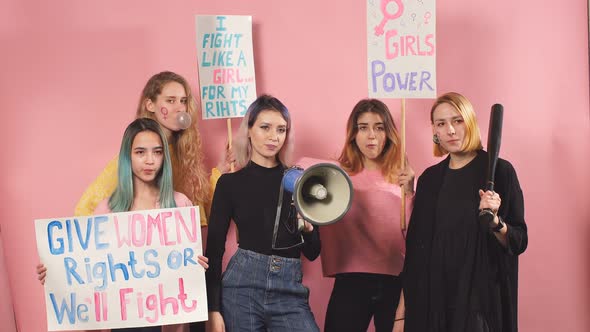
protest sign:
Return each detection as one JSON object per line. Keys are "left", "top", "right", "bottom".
{"left": 35, "top": 206, "right": 206, "bottom": 330}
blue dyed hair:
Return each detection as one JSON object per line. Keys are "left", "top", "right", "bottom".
{"left": 109, "top": 118, "right": 176, "bottom": 212}
{"left": 234, "top": 94, "right": 294, "bottom": 168}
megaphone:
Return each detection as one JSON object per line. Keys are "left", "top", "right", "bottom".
{"left": 282, "top": 163, "right": 353, "bottom": 227}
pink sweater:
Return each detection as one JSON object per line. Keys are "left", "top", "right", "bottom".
{"left": 94, "top": 191, "right": 192, "bottom": 214}
{"left": 320, "top": 169, "right": 413, "bottom": 277}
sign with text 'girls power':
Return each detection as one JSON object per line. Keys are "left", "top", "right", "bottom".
{"left": 367, "top": 0, "right": 436, "bottom": 98}
{"left": 35, "top": 206, "right": 207, "bottom": 331}
{"left": 196, "top": 15, "right": 257, "bottom": 119}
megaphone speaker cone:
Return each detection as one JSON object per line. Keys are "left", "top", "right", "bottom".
{"left": 282, "top": 163, "right": 353, "bottom": 226}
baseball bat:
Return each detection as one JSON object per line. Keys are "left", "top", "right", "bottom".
{"left": 478, "top": 103, "right": 504, "bottom": 229}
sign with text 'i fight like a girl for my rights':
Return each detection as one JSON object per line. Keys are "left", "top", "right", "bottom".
{"left": 35, "top": 206, "right": 207, "bottom": 330}
{"left": 196, "top": 15, "right": 257, "bottom": 119}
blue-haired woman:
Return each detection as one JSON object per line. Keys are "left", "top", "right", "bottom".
{"left": 205, "top": 95, "right": 321, "bottom": 332}
{"left": 37, "top": 118, "right": 208, "bottom": 332}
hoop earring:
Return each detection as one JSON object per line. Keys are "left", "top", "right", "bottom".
{"left": 433, "top": 134, "right": 440, "bottom": 144}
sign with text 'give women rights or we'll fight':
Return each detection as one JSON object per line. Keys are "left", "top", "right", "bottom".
{"left": 196, "top": 15, "right": 257, "bottom": 119}
{"left": 368, "top": 0, "right": 436, "bottom": 98}
{"left": 35, "top": 206, "right": 207, "bottom": 331}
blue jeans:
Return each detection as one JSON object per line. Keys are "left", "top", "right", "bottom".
{"left": 221, "top": 248, "right": 319, "bottom": 332}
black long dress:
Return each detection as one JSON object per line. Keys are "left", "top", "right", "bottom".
{"left": 402, "top": 150, "right": 528, "bottom": 332}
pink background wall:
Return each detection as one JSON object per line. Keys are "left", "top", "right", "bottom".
{"left": 1, "top": 0, "right": 589, "bottom": 331}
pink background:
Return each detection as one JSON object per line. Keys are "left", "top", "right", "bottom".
{"left": 1, "top": 1, "right": 589, "bottom": 331}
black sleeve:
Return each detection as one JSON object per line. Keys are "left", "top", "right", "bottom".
{"left": 301, "top": 226, "right": 321, "bottom": 261}
{"left": 205, "top": 175, "right": 233, "bottom": 312}
{"left": 403, "top": 171, "right": 429, "bottom": 276}
{"left": 399, "top": 171, "right": 434, "bottom": 332}
{"left": 494, "top": 159, "right": 527, "bottom": 332}
{"left": 497, "top": 160, "right": 528, "bottom": 256}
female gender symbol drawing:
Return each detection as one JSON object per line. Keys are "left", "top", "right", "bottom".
{"left": 160, "top": 107, "right": 168, "bottom": 120}
{"left": 374, "top": 0, "right": 404, "bottom": 36}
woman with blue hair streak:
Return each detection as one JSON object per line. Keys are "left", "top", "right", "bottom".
{"left": 103, "top": 117, "right": 180, "bottom": 213}
{"left": 205, "top": 95, "right": 321, "bottom": 332}
{"left": 37, "top": 118, "right": 208, "bottom": 332}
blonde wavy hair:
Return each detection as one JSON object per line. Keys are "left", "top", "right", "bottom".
{"left": 430, "top": 92, "right": 483, "bottom": 157}
{"left": 136, "top": 71, "right": 210, "bottom": 212}
{"left": 338, "top": 99, "right": 402, "bottom": 183}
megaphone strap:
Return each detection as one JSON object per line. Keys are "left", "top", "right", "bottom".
{"left": 271, "top": 175, "right": 304, "bottom": 251}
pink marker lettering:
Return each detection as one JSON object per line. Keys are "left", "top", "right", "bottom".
{"left": 146, "top": 294, "right": 159, "bottom": 323}
{"left": 178, "top": 278, "right": 197, "bottom": 312}
{"left": 114, "top": 216, "right": 131, "bottom": 248}
{"left": 175, "top": 209, "right": 198, "bottom": 243}
{"left": 137, "top": 292, "right": 144, "bottom": 319}
{"left": 119, "top": 288, "right": 133, "bottom": 320}
{"left": 147, "top": 213, "right": 164, "bottom": 246}
{"left": 161, "top": 212, "right": 175, "bottom": 246}
{"left": 94, "top": 292, "right": 101, "bottom": 321}
{"left": 131, "top": 213, "right": 147, "bottom": 247}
